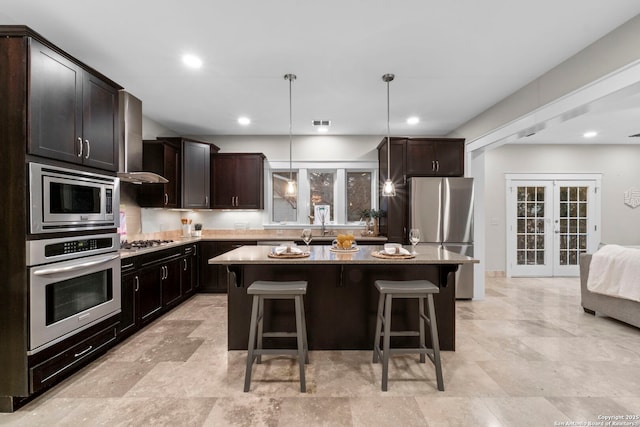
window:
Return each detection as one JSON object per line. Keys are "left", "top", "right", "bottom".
{"left": 346, "top": 171, "right": 372, "bottom": 222}
{"left": 309, "top": 170, "right": 335, "bottom": 223}
{"left": 272, "top": 171, "right": 297, "bottom": 222}
{"left": 268, "top": 161, "right": 377, "bottom": 226}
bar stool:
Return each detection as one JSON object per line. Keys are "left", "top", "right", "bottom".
{"left": 372, "top": 279, "right": 444, "bottom": 391}
{"left": 244, "top": 280, "right": 309, "bottom": 392}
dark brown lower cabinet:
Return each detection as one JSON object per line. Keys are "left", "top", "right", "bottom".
{"left": 181, "top": 244, "right": 198, "bottom": 296}
{"left": 28, "top": 319, "right": 118, "bottom": 393}
{"left": 119, "top": 244, "right": 199, "bottom": 341}
{"left": 138, "top": 265, "right": 164, "bottom": 326}
{"left": 161, "top": 258, "right": 182, "bottom": 309}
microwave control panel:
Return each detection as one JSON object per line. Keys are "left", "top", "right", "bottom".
{"left": 44, "top": 237, "right": 114, "bottom": 257}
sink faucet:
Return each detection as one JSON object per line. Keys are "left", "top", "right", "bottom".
{"left": 316, "top": 205, "right": 330, "bottom": 236}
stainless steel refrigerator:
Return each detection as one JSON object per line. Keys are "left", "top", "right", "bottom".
{"left": 408, "top": 177, "right": 474, "bottom": 299}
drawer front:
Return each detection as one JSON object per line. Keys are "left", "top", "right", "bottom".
{"left": 30, "top": 323, "right": 117, "bottom": 392}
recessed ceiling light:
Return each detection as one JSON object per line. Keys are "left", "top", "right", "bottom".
{"left": 317, "top": 127, "right": 329, "bottom": 133}
{"left": 407, "top": 116, "right": 420, "bottom": 125}
{"left": 182, "top": 54, "right": 203, "bottom": 69}
{"left": 238, "top": 117, "right": 251, "bottom": 125}
{"left": 583, "top": 131, "right": 598, "bottom": 138}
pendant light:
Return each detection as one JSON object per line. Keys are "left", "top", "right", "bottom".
{"left": 284, "top": 73, "right": 297, "bottom": 198}
{"left": 382, "top": 73, "right": 396, "bottom": 197}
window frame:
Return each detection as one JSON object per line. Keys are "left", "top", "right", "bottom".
{"left": 265, "top": 161, "right": 378, "bottom": 227}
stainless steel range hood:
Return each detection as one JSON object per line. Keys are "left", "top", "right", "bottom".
{"left": 117, "top": 91, "right": 168, "bottom": 184}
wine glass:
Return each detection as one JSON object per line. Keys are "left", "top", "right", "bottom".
{"left": 301, "top": 228, "right": 313, "bottom": 252}
{"left": 409, "top": 228, "right": 420, "bottom": 253}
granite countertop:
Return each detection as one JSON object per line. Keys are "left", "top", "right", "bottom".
{"left": 119, "top": 234, "right": 388, "bottom": 259}
{"left": 208, "top": 245, "right": 478, "bottom": 265}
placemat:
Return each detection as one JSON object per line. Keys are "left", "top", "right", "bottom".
{"left": 267, "top": 252, "right": 310, "bottom": 259}
{"left": 329, "top": 247, "right": 360, "bottom": 253}
{"left": 371, "top": 251, "right": 415, "bottom": 259}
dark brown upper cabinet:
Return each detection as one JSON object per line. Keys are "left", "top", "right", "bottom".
{"left": 138, "top": 140, "right": 181, "bottom": 208}
{"left": 29, "top": 38, "right": 120, "bottom": 171}
{"left": 405, "top": 138, "right": 464, "bottom": 177}
{"left": 181, "top": 139, "right": 211, "bottom": 209}
{"left": 211, "top": 153, "right": 265, "bottom": 209}
{"left": 377, "top": 137, "right": 465, "bottom": 243}
{"left": 138, "top": 137, "right": 218, "bottom": 209}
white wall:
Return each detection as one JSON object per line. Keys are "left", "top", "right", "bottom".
{"left": 136, "top": 134, "right": 383, "bottom": 232}
{"left": 187, "top": 135, "right": 380, "bottom": 163}
{"left": 484, "top": 143, "right": 640, "bottom": 271}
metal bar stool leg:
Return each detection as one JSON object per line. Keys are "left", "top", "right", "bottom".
{"left": 427, "top": 294, "right": 444, "bottom": 391}
{"left": 418, "top": 296, "right": 426, "bottom": 363}
{"left": 381, "top": 293, "right": 393, "bottom": 392}
{"left": 299, "top": 296, "right": 309, "bottom": 364}
{"left": 294, "top": 295, "right": 306, "bottom": 392}
{"left": 244, "top": 295, "right": 260, "bottom": 392}
{"left": 372, "top": 292, "right": 385, "bottom": 363}
{"left": 256, "top": 296, "right": 264, "bottom": 364}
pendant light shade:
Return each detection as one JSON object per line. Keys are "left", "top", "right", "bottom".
{"left": 284, "top": 73, "right": 297, "bottom": 198}
{"left": 382, "top": 73, "right": 396, "bottom": 197}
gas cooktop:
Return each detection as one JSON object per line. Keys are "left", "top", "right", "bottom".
{"left": 120, "top": 239, "right": 174, "bottom": 250}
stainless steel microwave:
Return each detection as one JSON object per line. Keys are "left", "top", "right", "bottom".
{"left": 29, "top": 162, "right": 120, "bottom": 234}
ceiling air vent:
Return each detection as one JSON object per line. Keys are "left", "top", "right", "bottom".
{"left": 312, "top": 120, "right": 331, "bottom": 126}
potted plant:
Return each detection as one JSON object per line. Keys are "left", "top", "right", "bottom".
{"left": 361, "top": 209, "right": 384, "bottom": 236}
{"left": 193, "top": 223, "right": 203, "bottom": 237}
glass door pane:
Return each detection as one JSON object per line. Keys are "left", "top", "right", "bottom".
{"left": 553, "top": 181, "right": 595, "bottom": 276}
{"left": 509, "top": 181, "right": 553, "bottom": 277}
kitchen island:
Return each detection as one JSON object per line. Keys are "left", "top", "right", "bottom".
{"left": 209, "top": 245, "right": 477, "bottom": 351}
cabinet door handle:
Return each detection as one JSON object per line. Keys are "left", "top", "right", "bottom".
{"left": 134, "top": 276, "right": 139, "bottom": 292}
{"left": 205, "top": 196, "right": 208, "bottom": 205}
{"left": 84, "top": 139, "right": 90, "bottom": 159}
{"left": 77, "top": 137, "right": 83, "bottom": 157}
{"left": 74, "top": 345, "right": 93, "bottom": 358}
{"left": 164, "top": 193, "right": 168, "bottom": 206}
{"left": 432, "top": 160, "right": 436, "bottom": 171}
{"left": 235, "top": 196, "right": 239, "bottom": 206}
{"left": 435, "top": 160, "right": 439, "bottom": 171}
{"left": 183, "top": 259, "right": 187, "bottom": 271}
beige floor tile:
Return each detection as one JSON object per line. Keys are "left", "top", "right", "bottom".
{"left": 482, "top": 397, "right": 570, "bottom": 427}
{"left": 203, "top": 396, "right": 282, "bottom": 427}
{"left": 546, "top": 396, "right": 633, "bottom": 422}
{"left": 415, "top": 396, "right": 505, "bottom": 427}
{"left": 54, "top": 360, "right": 156, "bottom": 398}
{"left": 278, "top": 397, "right": 353, "bottom": 426}
{"left": 349, "top": 397, "right": 426, "bottom": 427}
{"left": 5, "top": 278, "right": 640, "bottom": 427}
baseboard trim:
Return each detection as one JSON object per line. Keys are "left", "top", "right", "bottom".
{"left": 485, "top": 270, "right": 506, "bottom": 278}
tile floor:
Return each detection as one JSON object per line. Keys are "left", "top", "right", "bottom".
{"left": 2, "top": 276, "right": 640, "bottom": 426}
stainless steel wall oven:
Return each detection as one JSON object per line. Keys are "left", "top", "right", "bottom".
{"left": 29, "top": 162, "right": 120, "bottom": 234}
{"left": 26, "top": 233, "right": 121, "bottom": 354}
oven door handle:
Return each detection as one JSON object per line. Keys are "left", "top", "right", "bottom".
{"left": 33, "top": 254, "right": 120, "bottom": 276}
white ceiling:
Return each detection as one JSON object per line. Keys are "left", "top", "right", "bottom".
{"left": 2, "top": 0, "right": 640, "bottom": 141}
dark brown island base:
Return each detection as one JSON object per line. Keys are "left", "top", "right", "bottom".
{"left": 209, "top": 245, "right": 478, "bottom": 352}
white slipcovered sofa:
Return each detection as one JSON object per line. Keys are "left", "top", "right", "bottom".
{"left": 579, "top": 249, "right": 640, "bottom": 329}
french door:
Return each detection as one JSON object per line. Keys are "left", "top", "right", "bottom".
{"left": 506, "top": 174, "right": 601, "bottom": 277}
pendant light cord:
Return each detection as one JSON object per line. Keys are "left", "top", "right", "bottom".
{"left": 382, "top": 74, "right": 395, "bottom": 186}
{"left": 386, "top": 77, "right": 390, "bottom": 180}
{"left": 285, "top": 74, "right": 296, "bottom": 182}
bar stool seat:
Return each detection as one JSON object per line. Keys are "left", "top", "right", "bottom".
{"left": 244, "top": 280, "right": 309, "bottom": 392}
{"left": 372, "top": 279, "right": 444, "bottom": 391}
